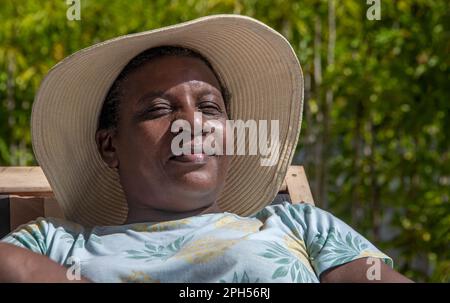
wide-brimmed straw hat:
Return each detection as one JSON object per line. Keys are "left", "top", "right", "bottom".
{"left": 31, "top": 14, "right": 304, "bottom": 226}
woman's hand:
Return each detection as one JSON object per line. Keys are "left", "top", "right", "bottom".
{"left": 320, "top": 257, "right": 413, "bottom": 283}
{"left": 0, "top": 243, "right": 90, "bottom": 283}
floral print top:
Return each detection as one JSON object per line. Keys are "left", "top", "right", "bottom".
{"left": 1, "top": 202, "right": 392, "bottom": 282}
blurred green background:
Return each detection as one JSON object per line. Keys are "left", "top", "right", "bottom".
{"left": 0, "top": 0, "right": 448, "bottom": 282}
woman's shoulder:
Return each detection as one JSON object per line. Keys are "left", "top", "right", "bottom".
{"left": 3, "top": 216, "right": 91, "bottom": 241}
{"left": 34, "top": 216, "right": 86, "bottom": 233}
{"left": 253, "top": 201, "right": 325, "bottom": 220}
{"left": 0, "top": 216, "right": 85, "bottom": 255}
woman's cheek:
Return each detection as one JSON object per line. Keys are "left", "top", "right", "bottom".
{"left": 202, "top": 118, "right": 228, "bottom": 156}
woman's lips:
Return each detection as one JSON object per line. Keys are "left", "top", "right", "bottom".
{"left": 169, "top": 153, "right": 209, "bottom": 164}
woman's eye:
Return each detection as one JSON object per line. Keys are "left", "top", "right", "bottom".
{"left": 199, "top": 102, "right": 222, "bottom": 115}
{"left": 141, "top": 105, "right": 173, "bottom": 119}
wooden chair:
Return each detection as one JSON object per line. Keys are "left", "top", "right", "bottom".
{"left": 0, "top": 165, "right": 314, "bottom": 237}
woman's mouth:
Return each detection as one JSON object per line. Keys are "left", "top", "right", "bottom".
{"left": 169, "top": 153, "right": 209, "bottom": 164}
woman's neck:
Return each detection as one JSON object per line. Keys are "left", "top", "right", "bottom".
{"left": 124, "top": 202, "right": 223, "bottom": 224}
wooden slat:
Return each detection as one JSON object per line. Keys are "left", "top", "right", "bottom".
{"left": 285, "top": 166, "right": 315, "bottom": 205}
{"left": 0, "top": 167, "right": 52, "bottom": 196}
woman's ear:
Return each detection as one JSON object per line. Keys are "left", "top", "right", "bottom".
{"left": 95, "top": 129, "right": 119, "bottom": 169}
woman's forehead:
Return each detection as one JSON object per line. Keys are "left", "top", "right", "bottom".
{"left": 123, "top": 55, "right": 221, "bottom": 92}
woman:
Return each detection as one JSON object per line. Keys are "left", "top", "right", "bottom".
{"left": 0, "top": 15, "right": 411, "bottom": 282}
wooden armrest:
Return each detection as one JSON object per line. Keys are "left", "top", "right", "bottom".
{"left": 0, "top": 167, "right": 52, "bottom": 196}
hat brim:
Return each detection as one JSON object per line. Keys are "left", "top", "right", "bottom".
{"left": 31, "top": 14, "right": 304, "bottom": 226}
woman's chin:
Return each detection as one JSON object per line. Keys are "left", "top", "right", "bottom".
{"left": 172, "top": 170, "right": 219, "bottom": 193}
{"left": 163, "top": 155, "right": 227, "bottom": 197}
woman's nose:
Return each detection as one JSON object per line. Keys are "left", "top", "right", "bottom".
{"left": 174, "top": 106, "right": 206, "bottom": 137}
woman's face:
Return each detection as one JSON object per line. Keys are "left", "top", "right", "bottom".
{"left": 96, "top": 55, "right": 230, "bottom": 213}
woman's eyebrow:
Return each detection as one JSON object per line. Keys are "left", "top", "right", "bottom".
{"left": 195, "top": 86, "right": 221, "bottom": 97}
{"left": 136, "top": 90, "right": 170, "bottom": 106}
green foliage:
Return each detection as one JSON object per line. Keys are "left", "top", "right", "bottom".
{"left": 0, "top": 0, "right": 448, "bottom": 282}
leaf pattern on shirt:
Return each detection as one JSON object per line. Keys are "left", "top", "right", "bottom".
{"left": 214, "top": 215, "right": 262, "bottom": 233}
{"left": 130, "top": 218, "right": 191, "bottom": 232}
{"left": 125, "top": 234, "right": 194, "bottom": 262}
{"left": 258, "top": 236, "right": 317, "bottom": 282}
{"left": 120, "top": 270, "right": 160, "bottom": 283}
{"left": 9, "top": 223, "right": 47, "bottom": 253}
{"left": 60, "top": 233, "right": 85, "bottom": 249}
{"left": 311, "top": 227, "right": 369, "bottom": 266}
{"left": 174, "top": 236, "right": 241, "bottom": 264}
{"left": 9, "top": 231, "right": 40, "bottom": 252}
{"left": 219, "top": 271, "right": 260, "bottom": 283}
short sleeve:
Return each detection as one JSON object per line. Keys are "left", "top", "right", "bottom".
{"left": 1, "top": 217, "right": 86, "bottom": 266}
{"left": 0, "top": 217, "right": 50, "bottom": 255}
{"left": 263, "top": 202, "right": 394, "bottom": 278}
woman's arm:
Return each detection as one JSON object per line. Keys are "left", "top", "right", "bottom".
{"left": 320, "top": 257, "right": 413, "bottom": 283}
{"left": 0, "top": 243, "right": 90, "bottom": 283}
